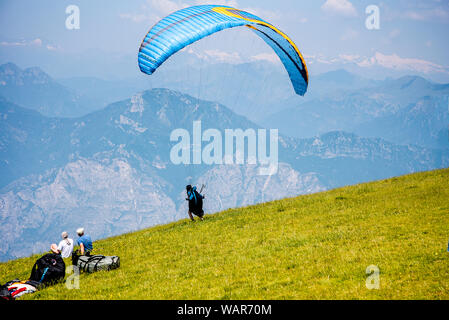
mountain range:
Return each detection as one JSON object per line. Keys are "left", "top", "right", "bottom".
{"left": 0, "top": 62, "right": 448, "bottom": 261}
{"left": 2, "top": 62, "right": 447, "bottom": 151}
{"left": 0, "top": 88, "right": 322, "bottom": 261}
{"left": 262, "top": 72, "right": 449, "bottom": 149}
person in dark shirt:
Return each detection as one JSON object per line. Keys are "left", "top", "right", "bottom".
{"left": 186, "top": 185, "right": 204, "bottom": 221}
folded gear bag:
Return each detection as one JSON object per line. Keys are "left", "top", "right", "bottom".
{"left": 7, "top": 281, "right": 38, "bottom": 299}
{"left": 0, "top": 279, "right": 40, "bottom": 300}
{"left": 76, "top": 255, "right": 120, "bottom": 273}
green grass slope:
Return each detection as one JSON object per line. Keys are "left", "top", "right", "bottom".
{"left": 1, "top": 169, "right": 448, "bottom": 300}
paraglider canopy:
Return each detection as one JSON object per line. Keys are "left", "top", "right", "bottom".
{"left": 138, "top": 5, "right": 308, "bottom": 96}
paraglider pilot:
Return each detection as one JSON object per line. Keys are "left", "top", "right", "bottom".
{"left": 186, "top": 185, "right": 205, "bottom": 222}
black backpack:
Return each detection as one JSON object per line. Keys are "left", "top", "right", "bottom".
{"left": 188, "top": 189, "right": 204, "bottom": 213}
{"left": 29, "top": 253, "right": 66, "bottom": 286}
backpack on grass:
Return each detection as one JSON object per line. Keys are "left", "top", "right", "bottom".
{"left": 74, "top": 254, "right": 120, "bottom": 273}
{"left": 29, "top": 253, "right": 65, "bottom": 286}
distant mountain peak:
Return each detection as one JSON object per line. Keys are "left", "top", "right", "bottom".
{"left": 315, "top": 69, "right": 359, "bottom": 83}
{"left": 319, "top": 131, "right": 359, "bottom": 142}
{"left": 23, "top": 66, "right": 49, "bottom": 77}
{"left": 393, "top": 75, "right": 432, "bottom": 89}
{"left": 0, "top": 62, "right": 52, "bottom": 85}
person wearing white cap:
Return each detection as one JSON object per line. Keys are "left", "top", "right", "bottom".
{"left": 76, "top": 227, "right": 93, "bottom": 255}
{"left": 50, "top": 231, "right": 74, "bottom": 258}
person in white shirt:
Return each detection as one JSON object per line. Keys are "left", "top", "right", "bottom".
{"left": 50, "top": 231, "right": 74, "bottom": 258}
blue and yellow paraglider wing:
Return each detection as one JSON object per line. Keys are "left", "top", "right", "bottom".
{"left": 247, "top": 24, "right": 308, "bottom": 96}
{"left": 138, "top": 6, "right": 246, "bottom": 74}
{"left": 138, "top": 5, "right": 308, "bottom": 96}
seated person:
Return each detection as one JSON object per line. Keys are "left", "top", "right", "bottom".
{"left": 53, "top": 231, "right": 74, "bottom": 258}
{"left": 76, "top": 227, "right": 93, "bottom": 255}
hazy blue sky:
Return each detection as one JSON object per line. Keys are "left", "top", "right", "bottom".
{"left": 1, "top": 0, "right": 448, "bottom": 81}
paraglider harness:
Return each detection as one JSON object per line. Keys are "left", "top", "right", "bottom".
{"left": 29, "top": 253, "right": 66, "bottom": 286}
{"left": 186, "top": 184, "right": 205, "bottom": 217}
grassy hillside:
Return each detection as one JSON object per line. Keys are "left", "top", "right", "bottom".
{"left": 1, "top": 169, "right": 448, "bottom": 299}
